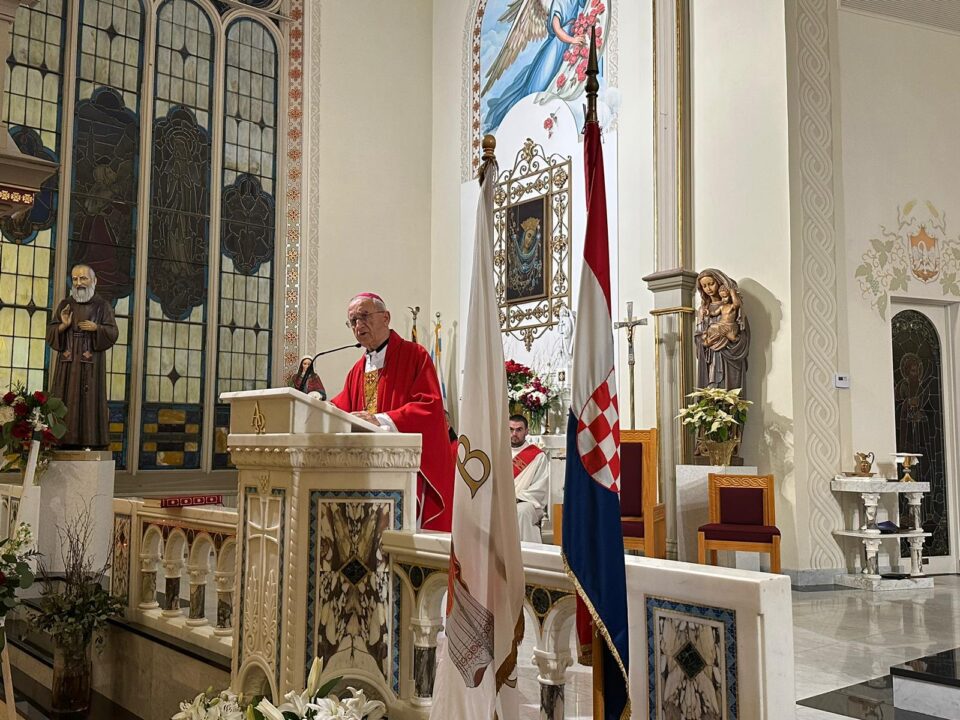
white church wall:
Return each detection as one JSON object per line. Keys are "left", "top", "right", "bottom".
{"left": 691, "top": 1, "right": 797, "bottom": 562}
{"left": 302, "top": 0, "right": 435, "bottom": 393}
{"left": 837, "top": 8, "right": 960, "bottom": 571}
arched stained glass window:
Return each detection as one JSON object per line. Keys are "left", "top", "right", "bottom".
{"left": 141, "top": 0, "right": 214, "bottom": 470}
{"left": 0, "top": 0, "right": 65, "bottom": 393}
{"left": 214, "top": 18, "right": 277, "bottom": 469}
{"left": 69, "top": 0, "right": 145, "bottom": 469}
{"left": 892, "top": 309, "right": 949, "bottom": 557}
{"left": 0, "top": 0, "right": 289, "bottom": 479}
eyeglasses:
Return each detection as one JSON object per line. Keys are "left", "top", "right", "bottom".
{"left": 345, "top": 311, "right": 386, "bottom": 328}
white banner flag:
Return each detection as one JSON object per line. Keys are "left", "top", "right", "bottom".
{"left": 430, "top": 149, "right": 524, "bottom": 720}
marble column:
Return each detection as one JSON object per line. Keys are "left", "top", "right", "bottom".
{"left": 908, "top": 537, "right": 926, "bottom": 577}
{"left": 905, "top": 492, "right": 924, "bottom": 531}
{"left": 533, "top": 647, "right": 572, "bottom": 720}
{"left": 410, "top": 618, "right": 442, "bottom": 706}
{"left": 642, "top": 0, "right": 695, "bottom": 560}
{"left": 862, "top": 538, "right": 881, "bottom": 579}
{"left": 860, "top": 492, "right": 881, "bottom": 534}
{"left": 161, "top": 559, "right": 184, "bottom": 617}
{"left": 186, "top": 568, "right": 208, "bottom": 626}
{"left": 213, "top": 570, "right": 235, "bottom": 636}
{"left": 138, "top": 554, "right": 159, "bottom": 609}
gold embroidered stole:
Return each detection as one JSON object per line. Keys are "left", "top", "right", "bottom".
{"left": 363, "top": 369, "right": 380, "bottom": 413}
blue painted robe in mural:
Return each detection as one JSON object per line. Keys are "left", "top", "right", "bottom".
{"left": 483, "top": 0, "right": 587, "bottom": 134}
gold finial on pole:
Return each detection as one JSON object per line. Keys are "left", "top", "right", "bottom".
{"left": 479, "top": 133, "right": 497, "bottom": 185}
{"left": 585, "top": 25, "right": 599, "bottom": 125}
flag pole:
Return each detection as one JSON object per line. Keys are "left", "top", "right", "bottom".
{"left": 584, "top": 24, "right": 606, "bottom": 720}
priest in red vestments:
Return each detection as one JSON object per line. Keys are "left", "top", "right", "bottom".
{"left": 330, "top": 293, "right": 454, "bottom": 531}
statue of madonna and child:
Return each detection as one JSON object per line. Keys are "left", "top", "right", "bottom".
{"left": 692, "top": 269, "right": 751, "bottom": 464}
{"left": 694, "top": 268, "right": 750, "bottom": 393}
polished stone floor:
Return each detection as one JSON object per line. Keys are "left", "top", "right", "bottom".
{"left": 512, "top": 575, "right": 960, "bottom": 718}
{"left": 793, "top": 576, "right": 960, "bottom": 719}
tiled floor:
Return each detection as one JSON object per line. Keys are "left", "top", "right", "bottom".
{"left": 793, "top": 576, "right": 960, "bottom": 718}
{"left": 512, "top": 575, "right": 960, "bottom": 718}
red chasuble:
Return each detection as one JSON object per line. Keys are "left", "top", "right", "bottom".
{"left": 512, "top": 443, "right": 543, "bottom": 478}
{"left": 331, "top": 330, "right": 454, "bottom": 531}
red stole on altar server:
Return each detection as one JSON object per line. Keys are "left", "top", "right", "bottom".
{"left": 512, "top": 443, "right": 543, "bottom": 478}
{"left": 331, "top": 330, "right": 454, "bottom": 531}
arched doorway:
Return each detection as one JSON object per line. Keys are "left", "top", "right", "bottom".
{"left": 891, "top": 306, "right": 957, "bottom": 572}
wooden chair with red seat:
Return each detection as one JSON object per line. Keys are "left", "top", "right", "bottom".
{"left": 619, "top": 428, "right": 666, "bottom": 558}
{"left": 697, "top": 473, "right": 781, "bottom": 573}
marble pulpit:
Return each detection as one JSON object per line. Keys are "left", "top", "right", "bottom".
{"left": 222, "top": 388, "right": 419, "bottom": 706}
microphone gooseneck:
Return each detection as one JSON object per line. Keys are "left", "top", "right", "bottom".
{"left": 299, "top": 342, "right": 361, "bottom": 393}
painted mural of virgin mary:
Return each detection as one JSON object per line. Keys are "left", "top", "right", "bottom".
{"left": 481, "top": 0, "right": 613, "bottom": 135}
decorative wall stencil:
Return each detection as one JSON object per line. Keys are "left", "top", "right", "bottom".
{"left": 794, "top": 0, "right": 846, "bottom": 571}
{"left": 284, "top": 0, "right": 305, "bottom": 376}
{"left": 111, "top": 514, "right": 131, "bottom": 601}
{"left": 307, "top": 491, "right": 402, "bottom": 692}
{"left": 892, "top": 310, "right": 949, "bottom": 556}
{"left": 646, "top": 597, "right": 738, "bottom": 720}
{"left": 495, "top": 139, "right": 572, "bottom": 350}
{"left": 855, "top": 201, "right": 958, "bottom": 318}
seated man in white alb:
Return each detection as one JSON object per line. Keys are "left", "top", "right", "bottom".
{"left": 509, "top": 414, "right": 549, "bottom": 543}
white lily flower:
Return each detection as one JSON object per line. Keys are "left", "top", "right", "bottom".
{"left": 172, "top": 693, "right": 206, "bottom": 720}
{"left": 341, "top": 688, "right": 386, "bottom": 720}
{"left": 305, "top": 657, "right": 324, "bottom": 698}
{"left": 254, "top": 699, "right": 286, "bottom": 720}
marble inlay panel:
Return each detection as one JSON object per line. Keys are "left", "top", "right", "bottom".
{"left": 111, "top": 514, "right": 131, "bottom": 600}
{"left": 647, "top": 596, "right": 738, "bottom": 720}
{"left": 312, "top": 497, "right": 393, "bottom": 683}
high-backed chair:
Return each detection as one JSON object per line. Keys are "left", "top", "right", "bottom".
{"left": 697, "top": 473, "right": 780, "bottom": 573}
{"left": 619, "top": 429, "right": 666, "bottom": 558}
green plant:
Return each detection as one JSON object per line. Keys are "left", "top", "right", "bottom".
{"left": 677, "top": 387, "right": 751, "bottom": 442}
{"left": 31, "top": 509, "right": 125, "bottom": 652}
{"left": 0, "top": 523, "right": 38, "bottom": 649}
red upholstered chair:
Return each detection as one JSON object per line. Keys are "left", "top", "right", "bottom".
{"left": 697, "top": 473, "right": 781, "bottom": 573}
{"left": 619, "top": 429, "right": 666, "bottom": 558}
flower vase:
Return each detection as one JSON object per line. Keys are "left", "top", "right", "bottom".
{"left": 700, "top": 439, "right": 738, "bottom": 466}
{"left": 51, "top": 635, "right": 92, "bottom": 715}
{"left": 527, "top": 414, "right": 543, "bottom": 436}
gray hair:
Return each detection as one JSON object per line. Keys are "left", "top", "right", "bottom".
{"left": 71, "top": 264, "right": 97, "bottom": 282}
{"left": 349, "top": 294, "right": 387, "bottom": 311}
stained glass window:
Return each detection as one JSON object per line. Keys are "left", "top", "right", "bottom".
{"left": 141, "top": 0, "right": 214, "bottom": 470}
{"left": 0, "top": 0, "right": 64, "bottom": 394}
{"left": 214, "top": 19, "right": 276, "bottom": 469}
{"left": 0, "top": 0, "right": 283, "bottom": 477}
{"left": 69, "top": 0, "right": 144, "bottom": 468}
{"left": 892, "top": 310, "right": 949, "bottom": 557}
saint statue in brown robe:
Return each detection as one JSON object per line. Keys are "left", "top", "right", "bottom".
{"left": 45, "top": 264, "right": 118, "bottom": 449}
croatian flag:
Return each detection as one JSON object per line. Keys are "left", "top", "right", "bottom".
{"left": 561, "top": 120, "right": 630, "bottom": 717}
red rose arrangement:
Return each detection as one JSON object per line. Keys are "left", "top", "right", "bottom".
{"left": 0, "top": 383, "right": 68, "bottom": 478}
{"left": 504, "top": 359, "right": 560, "bottom": 431}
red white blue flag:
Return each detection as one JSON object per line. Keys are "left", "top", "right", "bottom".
{"left": 561, "top": 119, "right": 630, "bottom": 719}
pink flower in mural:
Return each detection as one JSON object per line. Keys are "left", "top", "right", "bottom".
{"left": 556, "top": 73, "right": 567, "bottom": 90}
{"left": 543, "top": 112, "right": 558, "bottom": 139}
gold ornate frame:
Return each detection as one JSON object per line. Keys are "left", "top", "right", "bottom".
{"left": 494, "top": 138, "right": 573, "bottom": 350}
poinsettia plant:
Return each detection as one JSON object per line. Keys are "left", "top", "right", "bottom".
{"left": 677, "top": 387, "right": 751, "bottom": 442}
{"left": 0, "top": 384, "right": 68, "bottom": 479}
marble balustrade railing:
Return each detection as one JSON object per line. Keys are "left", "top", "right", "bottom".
{"left": 383, "top": 531, "right": 795, "bottom": 720}
{"left": 113, "top": 499, "right": 237, "bottom": 656}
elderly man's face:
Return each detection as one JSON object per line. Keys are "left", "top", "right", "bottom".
{"left": 71, "top": 267, "right": 93, "bottom": 288}
{"left": 347, "top": 297, "right": 391, "bottom": 351}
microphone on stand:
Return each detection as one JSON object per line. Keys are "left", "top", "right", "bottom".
{"left": 299, "top": 342, "right": 362, "bottom": 394}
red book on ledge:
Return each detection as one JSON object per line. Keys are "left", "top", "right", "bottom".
{"left": 142, "top": 494, "right": 223, "bottom": 509}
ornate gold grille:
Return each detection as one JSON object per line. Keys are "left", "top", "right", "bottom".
{"left": 494, "top": 138, "right": 573, "bottom": 350}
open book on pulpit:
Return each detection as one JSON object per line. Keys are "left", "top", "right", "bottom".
{"left": 220, "top": 386, "right": 380, "bottom": 435}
